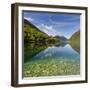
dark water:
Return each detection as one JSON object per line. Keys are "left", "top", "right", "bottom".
{"left": 24, "top": 43, "right": 80, "bottom": 77}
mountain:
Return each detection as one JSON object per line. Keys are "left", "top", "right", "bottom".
{"left": 24, "top": 19, "right": 60, "bottom": 44}
{"left": 70, "top": 30, "right": 80, "bottom": 42}
{"left": 24, "top": 19, "right": 61, "bottom": 62}
{"left": 24, "top": 19, "right": 48, "bottom": 35}
{"left": 69, "top": 30, "right": 80, "bottom": 53}
{"left": 55, "top": 35, "right": 67, "bottom": 42}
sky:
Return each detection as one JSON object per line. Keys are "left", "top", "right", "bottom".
{"left": 23, "top": 11, "right": 80, "bottom": 39}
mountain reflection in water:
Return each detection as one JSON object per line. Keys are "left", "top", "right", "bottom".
{"left": 24, "top": 43, "right": 80, "bottom": 62}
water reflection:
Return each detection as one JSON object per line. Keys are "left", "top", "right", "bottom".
{"left": 31, "top": 44, "right": 79, "bottom": 61}
{"left": 24, "top": 43, "right": 80, "bottom": 62}
{"left": 24, "top": 43, "right": 80, "bottom": 77}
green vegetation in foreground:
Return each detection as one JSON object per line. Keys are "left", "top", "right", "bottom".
{"left": 69, "top": 30, "right": 80, "bottom": 53}
{"left": 24, "top": 58, "right": 80, "bottom": 77}
{"left": 24, "top": 19, "right": 60, "bottom": 45}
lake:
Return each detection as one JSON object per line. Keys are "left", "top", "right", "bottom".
{"left": 24, "top": 43, "right": 80, "bottom": 77}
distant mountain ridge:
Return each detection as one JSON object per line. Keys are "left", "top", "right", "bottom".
{"left": 55, "top": 35, "right": 67, "bottom": 42}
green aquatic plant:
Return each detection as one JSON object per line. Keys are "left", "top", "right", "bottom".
{"left": 24, "top": 58, "right": 80, "bottom": 77}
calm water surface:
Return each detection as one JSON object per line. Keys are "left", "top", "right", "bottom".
{"left": 31, "top": 44, "right": 79, "bottom": 61}
{"left": 24, "top": 43, "right": 80, "bottom": 77}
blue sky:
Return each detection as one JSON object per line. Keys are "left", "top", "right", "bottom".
{"left": 23, "top": 11, "right": 80, "bottom": 39}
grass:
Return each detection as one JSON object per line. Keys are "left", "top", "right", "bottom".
{"left": 24, "top": 58, "right": 80, "bottom": 77}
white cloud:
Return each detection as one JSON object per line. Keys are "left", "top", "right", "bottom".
{"left": 37, "top": 24, "right": 62, "bottom": 36}
{"left": 24, "top": 17, "right": 34, "bottom": 22}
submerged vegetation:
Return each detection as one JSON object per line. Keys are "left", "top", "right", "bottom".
{"left": 24, "top": 58, "right": 80, "bottom": 77}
